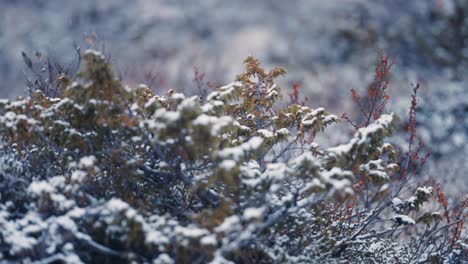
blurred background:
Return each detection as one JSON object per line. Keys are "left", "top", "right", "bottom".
{"left": 0, "top": 0, "right": 466, "bottom": 192}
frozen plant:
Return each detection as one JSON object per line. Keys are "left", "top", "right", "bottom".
{"left": 0, "top": 50, "right": 465, "bottom": 263}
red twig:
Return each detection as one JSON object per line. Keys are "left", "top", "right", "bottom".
{"left": 288, "top": 81, "right": 308, "bottom": 106}
{"left": 400, "top": 83, "right": 430, "bottom": 179}
{"left": 343, "top": 55, "right": 396, "bottom": 129}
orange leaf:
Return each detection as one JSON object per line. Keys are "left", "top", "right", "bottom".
{"left": 85, "top": 37, "right": 94, "bottom": 44}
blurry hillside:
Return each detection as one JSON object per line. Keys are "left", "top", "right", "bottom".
{"left": 0, "top": 0, "right": 467, "bottom": 191}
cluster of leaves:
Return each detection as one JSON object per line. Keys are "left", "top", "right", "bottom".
{"left": 0, "top": 50, "right": 466, "bottom": 263}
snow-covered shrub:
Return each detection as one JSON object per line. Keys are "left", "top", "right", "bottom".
{"left": 0, "top": 50, "right": 465, "bottom": 263}
{"left": 0, "top": 148, "right": 32, "bottom": 216}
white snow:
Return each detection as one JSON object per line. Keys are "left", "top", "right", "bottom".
{"left": 215, "top": 215, "right": 241, "bottom": 233}
{"left": 321, "top": 168, "right": 354, "bottom": 194}
{"left": 219, "top": 160, "right": 237, "bottom": 170}
{"left": 206, "top": 82, "right": 242, "bottom": 102}
{"left": 392, "top": 198, "right": 404, "bottom": 212}
{"left": 243, "top": 207, "right": 264, "bottom": 220}
{"left": 391, "top": 214, "right": 416, "bottom": 225}
{"left": 153, "top": 253, "right": 174, "bottom": 264}
{"left": 200, "top": 235, "right": 217, "bottom": 246}
{"left": 275, "top": 128, "right": 290, "bottom": 136}
{"left": 71, "top": 170, "right": 87, "bottom": 182}
{"left": 328, "top": 113, "right": 395, "bottom": 157}
{"left": 218, "top": 137, "right": 263, "bottom": 161}
{"left": 153, "top": 108, "right": 180, "bottom": 123}
{"left": 258, "top": 129, "right": 274, "bottom": 138}
{"left": 264, "top": 163, "right": 289, "bottom": 181}
{"left": 146, "top": 230, "right": 170, "bottom": 246}
{"left": 28, "top": 181, "right": 54, "bottom": 195}
{"left": 79, "top": 156, "right": 96, "bottom": 168}
{"left": 176, "top": 226, "right": 208, "bottom": 238}
{"left": 84, "top": 49, "right": 105, "bottom": 59}
{"left": 106, "top": 198, "right": 130, "bottom": 212}
{"left": 192, "top": 114, "right": 233, "bottom": 135}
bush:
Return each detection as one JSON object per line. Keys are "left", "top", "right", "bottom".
{"left": 0, "top": 50, "right": 466, "bottom": 263}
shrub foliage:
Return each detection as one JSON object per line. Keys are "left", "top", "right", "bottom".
{"left": 0, "top": 50, "right": 466, "bottom": 263}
